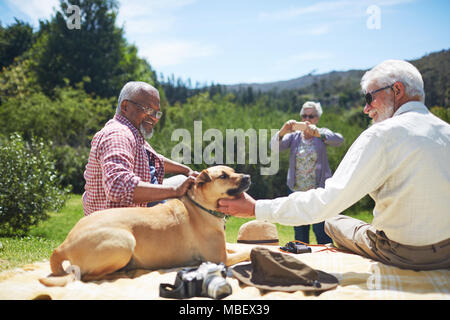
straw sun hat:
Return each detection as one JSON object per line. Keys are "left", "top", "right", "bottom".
{"left": 237, "top": 220, "right": 279, "bottom": 246}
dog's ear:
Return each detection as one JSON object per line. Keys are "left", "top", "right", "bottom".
{"left": 196, "top": 170, "right": 212, "bottom": 185}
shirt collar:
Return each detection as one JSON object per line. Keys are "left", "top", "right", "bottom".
{"left": 393, "top": 101, "right": 428, "bottom": 117}
{"left": 114, "top": 113, "right": 145, "bottom": 143}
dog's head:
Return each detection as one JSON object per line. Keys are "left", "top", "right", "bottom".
{"left": 190, "top": 165, "right": 251, "bottom": 208}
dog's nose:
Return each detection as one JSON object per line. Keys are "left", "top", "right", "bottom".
{"left": 241, "top": 175, "right": 250, "bottom": 183}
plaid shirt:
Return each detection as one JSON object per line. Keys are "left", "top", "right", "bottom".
{"left": 82, "top": 114, "right": 165, "bottom": 215}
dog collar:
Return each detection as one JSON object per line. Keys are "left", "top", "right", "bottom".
{"left": 186, "top": 195, "right": 228, "bottom": 219}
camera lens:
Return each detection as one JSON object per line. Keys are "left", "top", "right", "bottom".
{"left": 205, "top": 276, "right": 232, "bottom": 299}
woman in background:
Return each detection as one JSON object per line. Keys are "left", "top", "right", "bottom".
{"left": 271, "top": 101, "right": 344, "bottom": 244}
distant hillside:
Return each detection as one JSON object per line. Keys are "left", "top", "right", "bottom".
{"left": 225, "top": 70, "right": 364, "bottom": 93}
{"left": 410, "top": 49, "right": 449, "bottom": 108}
{"left": 223, "top": 49, "right": 449, "bottom": 108}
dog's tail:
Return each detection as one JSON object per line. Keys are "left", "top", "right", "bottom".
{"left": 39, "top": 248, "right": 79, "bottom": 287}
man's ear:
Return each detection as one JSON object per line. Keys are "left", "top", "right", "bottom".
{"left": 120, "top": 100, "right": 128, "bottom": 114}
{"left": 393, "top": 82, "right": 405, "bottom": 98}
{"left": 196, "top": 170, "right": 212, "bottom": 185}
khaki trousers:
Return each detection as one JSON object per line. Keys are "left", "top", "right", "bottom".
{"left": 324, "top": 215, "right": 450, "bottom": 270}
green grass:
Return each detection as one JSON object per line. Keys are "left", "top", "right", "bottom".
{"left": 226, "top": 217, "right": 295, "bottom": 245}
{"left": 0, "top": 194, "right": 84, "bottom": 272}
{"left": 0, "top": 194, "right": 373, "bottom": 272}
{"left": 225, "top": 209, "right": 373, "bottom": 246}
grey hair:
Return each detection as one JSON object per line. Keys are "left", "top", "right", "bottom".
{"left": 116, "top": 81, "right": 157, "bottom": 114}
{"left": 360, "top": 60, "right": 425, "bottom": 103}
{"left": 300, "top": 101, "right": 323, "bottom": 118}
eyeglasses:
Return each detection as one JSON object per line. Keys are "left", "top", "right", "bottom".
{"left": 126, "top": 99, "right": 163, "bottom": 119}
{"left": 301, "top": 114, "right": 317, "bottom": 120}
{"left": 365, "top": 84, "right": 394, "bottom": 106}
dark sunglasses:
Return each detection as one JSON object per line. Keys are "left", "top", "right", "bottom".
{"left": 365, "top": 84, "right": 394, "bottom": 106}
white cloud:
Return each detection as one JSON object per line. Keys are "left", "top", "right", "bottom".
{"left": 4, "top": 0, "right": 59, "bottom": 25}
{"left": 119, "top": 0, "right": 196, "bottom": 12}
{"left": 259, "top": 1, "right": 355, "bottom": 20}
{"left": 115, "top": 0, "right": 218, "bottom": 68}
{"left": 119, "top": 16, "right": 175, "bottom": 35}
{"left": 117, "top": 0, "right": 196, "bottom": 34}
{"left": 4, "top": 0, "right": 217, "bottom": 69}
{"left": 258, "top": 0, "right": 416, "bottom": 21}
{"left": 139, "top": 40, "right": 218, "bottom": 67}
{"left": 4, "top": 0, "right": 197, "bottom": 33}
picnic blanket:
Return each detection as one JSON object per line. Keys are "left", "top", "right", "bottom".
{"left": 0, "top": 243, "right": 448, "bottom": 300}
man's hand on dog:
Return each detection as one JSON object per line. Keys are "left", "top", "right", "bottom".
{"left": 175, "top": 176, "right": 196, "bottom": 197}
{"left": 187, "top": 169, "right": 200, "bottom": 178}
{"left": 218, "top": 192, "right": 256, "bottom": 218}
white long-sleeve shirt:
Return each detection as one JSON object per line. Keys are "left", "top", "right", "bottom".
{"left": 256, "top": 101, "right": 450, "bottom": 246}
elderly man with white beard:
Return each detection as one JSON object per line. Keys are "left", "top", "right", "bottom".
{"left": 83, "top": 81, "right": 197, "bottom": 216}
{"left": 218, "top": 60, "right": 450, "bottom": 270}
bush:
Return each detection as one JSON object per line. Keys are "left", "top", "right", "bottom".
{"left": 0, "top": 133, "right": 69, "bottom": 235}
{"left": 0, "top": 86, "right": 115, "bottom": 148}
{"left": 52, "top": 145, "right": 90, "bottom": 194}
{"left": 430, "top": 106, "right": 449, "bottom": 123}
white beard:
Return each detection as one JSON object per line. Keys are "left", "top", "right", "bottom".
{"left": 373, "top": 94, "right": 395, "bottom": 123}
{"left": 140, "top": 123, "right": 154, "bottom": 140}
{"left": 374, "top": 104, "right": 394, "bottom": 123}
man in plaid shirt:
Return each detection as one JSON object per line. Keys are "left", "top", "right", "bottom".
{"left": 83, "top": 81, "right": 197, "bottom": 216}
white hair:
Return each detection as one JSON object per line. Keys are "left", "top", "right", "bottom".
{"left": 116, "top": 81, "right": 157, "bottom": 114}
{"left": 360, "top": 60, "right": 425, "bottom": 103}
{"left": 300, "top": 101, "right": 323, "bottom": 118}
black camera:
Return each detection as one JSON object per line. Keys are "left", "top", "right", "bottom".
{"left": 280, "top": 241, "right": 312, "bottom": 254}
{"left": 160, "top": 262, "right": 232, "bottom": 299}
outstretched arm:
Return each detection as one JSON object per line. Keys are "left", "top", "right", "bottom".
{"left": 163, "top": 157, "right": 199, "bottom": 177}
{"left": 218, "top": 192, "right": 256, "bottom": 218}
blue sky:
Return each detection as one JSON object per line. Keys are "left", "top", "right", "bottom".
{"left": 1, "top": 0, "right": 449, "bottom": 85}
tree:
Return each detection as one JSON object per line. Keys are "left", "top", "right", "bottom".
{"left": 34, "top": 0, "right": 157, "bottom": 98}
{"left": 0, "top": 19, "right": 34, "bottom": 70}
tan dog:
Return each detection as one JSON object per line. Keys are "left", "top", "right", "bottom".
{"left": 39, "top": 166, "right": 251, "bottom": 287}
